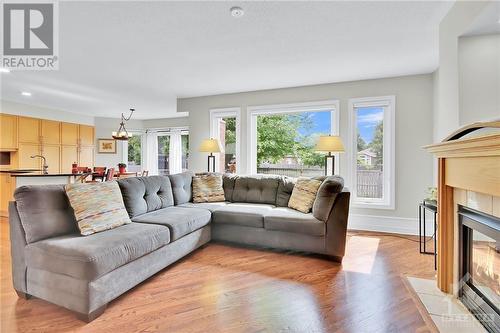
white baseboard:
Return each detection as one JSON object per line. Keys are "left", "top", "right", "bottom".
{"left": 348, "top": 214, "right": 435, "bottom": 236}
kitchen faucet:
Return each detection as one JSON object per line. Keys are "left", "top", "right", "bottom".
{"left": 30, "top": 155, "right": 49, "bottom": 174}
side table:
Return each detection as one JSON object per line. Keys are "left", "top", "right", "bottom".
{"left": 418, "top": 199, "right": 437, "bottom": 270}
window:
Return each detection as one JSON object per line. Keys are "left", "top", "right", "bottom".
{"left": 210, "top": 108, "right": 240, "bottom": 174}
{"left": 157, "top": 130, "right": 189, "bottom": 175}
{"left": 349, "top": 96, "right": 395, "bottom": 209}
{"left": 127, "top": 134, "right": 142, "bottom": 173}
{"left": 248, "top": 101, "right": 339, "bottom": 177}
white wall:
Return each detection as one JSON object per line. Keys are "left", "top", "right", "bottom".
{"left": 179, "top": 74, "right": 434, "bottom": 222}
{"left": 0, "top": 99, "right": 94, "bottom": 125}
{"left": 434, "top": 1, "right": 492, "bottom": 142}
{"left": 458, "top": 34, "right": 500, "bottom": 125}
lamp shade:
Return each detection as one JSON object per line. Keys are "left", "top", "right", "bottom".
{"left": 315, "top": 135, "right": 345, "bottom": 153}
{"left": 198, "top": 138, "right": 222, "bottom": 153}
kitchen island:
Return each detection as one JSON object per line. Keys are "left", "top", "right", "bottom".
{"left": 5, "top": 171, "right": 82, "bottom": 188}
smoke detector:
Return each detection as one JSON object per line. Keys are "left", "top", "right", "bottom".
{"left": 230, "top": 7, "right": 244, "bottom": 18}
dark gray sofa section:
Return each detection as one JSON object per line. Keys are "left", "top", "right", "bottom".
{"left": 9, "top": 171, "right": 349, "bottom": 322}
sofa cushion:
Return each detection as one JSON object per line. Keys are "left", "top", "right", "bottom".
{"left": 264, "top": 207, "right": 325, "bottom": 236}
{"left": 178, "top": 202, "right": 229, "bottom": 212}
{"left": 222, "top": 173, "right": 238, "bottom": 201}
{"left": 132, "top": 206, "right": 211, "bottom": 241}
{"left": 65, "top": 182, "right": 132, "bottom": 236}
{"left": 14, "top": 185, "right": 78, "bottom": 244}
{"left": 232, "top": 176, "right": 280, "bottom": 205}
{"left": 168, "top": 171, "right": 194, "bottom": 205}
{"left": 212, "top": 203, "right": 274, "bottom": 228}
{"left": 192, "top": 174, "right": 225, "bottom": 203}
{"left": 312, "top": 176, "right": 344, "bottom": 221}
{"left": 118, "top": 176, "right": 174, "bottom": 218}
{"left": 25, "top": 223, "right": 170, "bottom": 280}
{"left": 276, "top": 176, "right": 296, "bottom": 207}
{"left": 288, "top": 177, "right": 322, "bottom": 213}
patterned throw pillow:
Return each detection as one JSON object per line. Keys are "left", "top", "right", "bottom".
{"left": 65, "top": 181, "right": 131, "bottom": 236}
{"left": 288, "top": 177, "right": 323, "bottom": 213}
{"left": 192, "top": 174, "right": 225, "bottom": 203}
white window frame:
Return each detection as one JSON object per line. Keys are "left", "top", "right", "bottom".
{"left": 348, "top": 96, "right": 395, "bottom": 210}
{"left": 209, "top": 107, "right": 241, "bottom": 174}
{"left": 247, "top": 100, "right": 340, "bottom": 175}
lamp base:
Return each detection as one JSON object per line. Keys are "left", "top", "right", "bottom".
{"left": 207, "top": 155, "right": 216, "bottom": 173}
{"left": 324, "top": 154, "right": 335, "bottom": 176}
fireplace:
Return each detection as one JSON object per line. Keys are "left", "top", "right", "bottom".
{"left": 458, "top": 206, "right": 500, "bottom": 332}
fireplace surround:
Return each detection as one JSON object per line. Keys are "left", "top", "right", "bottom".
{"left": 458, "top": 207, "right": 500, "bottom": 332}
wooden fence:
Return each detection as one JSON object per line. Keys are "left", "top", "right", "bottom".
{"left": 357, "top": 169, "right": 383, "bottom": 198}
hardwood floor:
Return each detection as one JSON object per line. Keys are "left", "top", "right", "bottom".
{"left": 0, "top": 219, "right": 437, "bottom": 332}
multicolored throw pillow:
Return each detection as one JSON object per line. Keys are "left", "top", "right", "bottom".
{"left": 192, "top": 174, "right": 225, "bottom": 203}
{"left": 288, "top": 177, "right": 322, "bottom": 213}
{"left": 65, "top": 181, "right": 131, "bottom": 236}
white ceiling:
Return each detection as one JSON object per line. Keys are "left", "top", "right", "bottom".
{"left": 1, "top": 1, "right": 454, "bottom": 119}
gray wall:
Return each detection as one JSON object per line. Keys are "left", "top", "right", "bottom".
{"left": 458, "top": 34, "right": 500, "bottom": 125}
{"left": 179, "top": 74, "right": 434, "bottom": 219}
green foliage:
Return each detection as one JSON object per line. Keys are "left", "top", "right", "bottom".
{"left": 127, "top": 136, "right": 141, "bottom": 165}
{"left": 157, "top": 135, "right": 170, "bottom": 155}
{"left": 357, "top": 133, "right": 367, "bottom": 152}
{"left": 256, "top": 113, "right": 327, "bottom": 167}
{"left": 369, "top": 121, "right": 383, "bottom": 166}
{"left": 224, "top": 118, "right": 236, "bottom": 145}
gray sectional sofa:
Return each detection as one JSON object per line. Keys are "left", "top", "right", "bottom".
{"left": 9, "top": 172, "right": 350, "bottom": 322}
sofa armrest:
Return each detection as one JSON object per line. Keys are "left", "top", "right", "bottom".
{"left": 324, "top": 190, "right": 350, "bottom": 259}
{"left": 9, "top": 201, "right": 28, "bottom": 293}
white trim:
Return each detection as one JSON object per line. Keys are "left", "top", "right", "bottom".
{"left": 349, "top": 214, "right": 433, "bottom": 236}
{"left": 247, "top": 100, "right": 340, "bottom": 175}
{"left": 209, "top": 107, "right": 241, "bottom": 174}
{"left": 348, "top": 95, "right": 395, "bottom": 210}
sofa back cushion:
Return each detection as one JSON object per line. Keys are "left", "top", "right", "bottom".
{"left": 222, "top": 173, "right": 238, "bottom": 201}
{"left": 168, "top": 171, "right": 194, "bottom": 205}
{"left": 14, "top": 185, "right": 78, "bottom": 244}
{"left": 312, "top": 176, "right": 344, "bottom": 221}
{"left": 118, "top": 176, "right": 174, "bottom": 218}
{"left": 276, "top": 176, "right": 296, "bottom": 207}
{"left": 232, "top": 175, "right": 280, "bottom": 205}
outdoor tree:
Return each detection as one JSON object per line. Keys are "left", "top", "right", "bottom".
{"left": 257, "top": 115, "right": 300, "bottom": 165}
{"left": 127, "top": 136, "right": 141, "bottom": 165}
{"left": 357, "top": 133, "right": 367, "bottom": 152}
{"left": 369, "top": 121, "right": 383, "bottom": 167}
{"left": 224, "top": 118, "right": 236, "bottom": 145}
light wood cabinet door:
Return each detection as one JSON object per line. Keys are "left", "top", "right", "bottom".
{"left": 79, "top": 146, "right": 94, "bottom": 168}
{"left": 61, "top": 122, "right": 79, "bottom": 146}
{"left": 18, "top": 117, "right": 41, "bottom": 143}
{"left": 0, "top": 174, "right": 14, "bottom": 217}
{"left": 79, "top": 125, "right": 94, "bottom": 146}
{"left": 41, "top": 120, "right": 61, "bottom": 145}
{"left": 41, "top": 145, "right": 61, "bottom": 173}
{"left": 17, "top": 143, "right": 41, "bottom": 169}
{"left": 61, "top": 145, "right": 78, "bottom": 173}
{"left": 0, "top": 114, "right": 18, "bottom": 150}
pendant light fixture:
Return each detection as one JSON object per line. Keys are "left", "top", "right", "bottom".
{"left": 112, "top": 108, "right": 135, "bottom": 140}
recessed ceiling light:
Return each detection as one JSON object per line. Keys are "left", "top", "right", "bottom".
{"left": 0, "top": 68, "right": 10, "bottom": 73}
{"left": 21, "top": 91, "right": 32, "bottom": 97}
{"left": 230, "top": 7, "right": 244, "bottom": 18}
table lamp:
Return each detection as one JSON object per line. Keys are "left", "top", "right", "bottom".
{"left": 198, "top": 138, "right": 222, "bottom": 172}
{"left": 314, "top": 135, "right": 345, "bottom": 176}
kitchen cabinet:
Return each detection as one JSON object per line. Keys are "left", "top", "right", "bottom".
{"left": 0, "top": 114, "right": 18, "bottom": 150}
{"left": 41, "top": 119, "right": 61, "bottom": 145}
{"left": 79, "top": 125, "right": 94, "bottom": 146}
{"left": 61, "top": 145, "right": 78, "bottom": 173}
{"left": 18, "top": 117, "right": 40, "bottom": 144}
{"left": 0, "top": 174, "right": 14, "bottom": 217}
{"left": 41, "top": 145, "right": 61, "bottom": 173}
{"left": 61, "top": 122, "right": 79, "bottom": 146}
{"left": 79, "top": 145, "right": 95, "bottom": 168}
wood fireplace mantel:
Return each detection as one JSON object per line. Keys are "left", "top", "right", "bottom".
{"left": 424, "top": 121, "right": 500, "bottom": 294}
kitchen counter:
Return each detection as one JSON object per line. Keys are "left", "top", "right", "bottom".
{"left": 1, "top": 170, "right": 82, "bottom": 187}
{"left": 7, "top": 172, "right": 82, "bottom": 177}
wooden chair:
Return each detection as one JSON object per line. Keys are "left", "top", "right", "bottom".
{"left": 105, "top": 168, "right": 115, "bottom": 181}
{"left": 92, "top": 167, "right": 107, "bottom": 182}
{"left": 141, "top": 170, "right": 149, "bottom": 177}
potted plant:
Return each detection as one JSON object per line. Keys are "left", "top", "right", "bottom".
{"left": 118, "top": 163, "right": 127, "bottom": 174}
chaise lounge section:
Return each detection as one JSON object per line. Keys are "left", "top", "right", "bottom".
{"left": 9, "top": 172, "right": 350, "bottom": 322}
